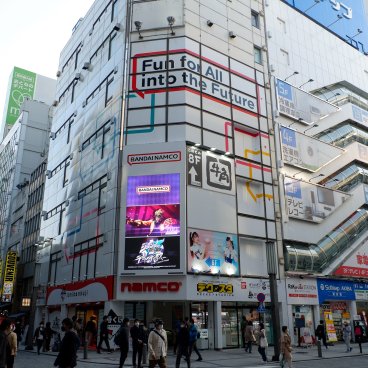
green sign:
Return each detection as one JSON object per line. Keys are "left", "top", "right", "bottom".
{"left": 5, "top": 67, "right": 36, "bottom": 125}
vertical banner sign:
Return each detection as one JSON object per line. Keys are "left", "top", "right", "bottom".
{"left": 1, "top": 251, "right": 17, "bottom": 303}
{"left": 6, "top": 67, "right": 36, "bottom": 125}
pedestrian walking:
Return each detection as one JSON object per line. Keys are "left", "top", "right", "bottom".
{"left": 0, "top": 320, "right": 8, "bottom": 368}
{"left": 175, "top": 320, "right": 190, "bottom": 368}
{"left": 188, "top": 319, "right": 202, "bottom": 361}
{"left": 315, "top": 320, "right": 328, "bottom": 349}
{"left": 97, "top": 315, "right": 111, "bottom": 354}
{"left": 342, "top": 321, "right": 352, "bottom": 352}
{"left": 240, "top": 316, "right": 247, "bottom": 349}
{"left": 137, "top": 321, "right": 149, "bottom": 368}
{"left": 148, "top": 319, "right": 168, "bottom": 368}
{"left": 244, "top": 320, "right": 255, "bottom": 353}
{"left": 3, "top": 319, "right": 17, "bottom": 368}
{"left": 44, "top": 322, "right": 56, "bottom": 352}
{"left": 54, "top": 318, "right": 79, "bottom": 368}
{"left": 131, "top": 319, "right": 140, "bottom": 366}
{"left": 280, "top": 326, "right": 292, "bottom": 368}
{"left": 257, "top": 323, "right": 268, "bottom": 363}
{"left": 84, "top": 316, "right": 97, "bottom": 349}
{"left": 33, "top": 322, "right": 45, "bottom": 355}
{"left": 118, "top": 317, "right": 130, "bottom": 368}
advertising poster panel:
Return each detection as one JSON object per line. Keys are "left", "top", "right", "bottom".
{"left": 187, "top": 228, "right": 239, "bottom": 276}
{"left": 275, "top": 79, "right": 339, "bottom": 124}
{"left": 6, "top": 67, "right": 36, "bottom": 125}
{"left": 125, "top": 173, "right": 181, "bottom": 270}
{"left": 280, "top": 126, "right": 343, "bottom": 171}
{"left": 284, "top": 177, "right": 349, "bottom": 222}
{"left": 1, "top": 251, "right": 17, "bottom": 303}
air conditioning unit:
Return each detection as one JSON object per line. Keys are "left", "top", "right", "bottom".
{"left": 275, "top": 211, "right": 282, "bottom": 219}
{"left": 69, "top": 153, "right": 74, "bottom": 160}
{"left": 229, "top": 31, "right": 236, "bottom": 39}
{"left": 107, "top": 171, "right": 112, "bottom": 180}
{"left": 259, "top": 10, "right": 265, "bottom": 16}
{"left": 65, "top": 200, "right": 70, "bottom": 207}
{"left": 52, "top": 100, "right": 59, "bottom": 107}
{"left": 262, "top": 45, "right": 268, "bottom": 52}
{"left": 56, "top": 70, "right": 61, "bottom": 77}
{"left": 265, "top": 82, "right": 271, "bottom": 89}
{"left": 82, "top": 100, "right": 86, "bottom": 108}
{"left": 114, "top": 66, "right": 118, "bottom": 74}
{"left": 272, "top": 179, "right": 278, "bottom": 186}
{"left": 82, "top": 62, "right": 91, "bottom": 70}
{"left": 41, "top": 211, "right": 48, "bottom": 219}
{"left": 73, "top": 110, "right": 78, "bottom": 117}
{"left": 75, "top": 73, "right": 82, "bottom": 81}
{"left": 50, "top": 132, "right": 56, "bottom": 139}
{"left": 113, "top": 23, "right": 121, "bottom": 31}
{"left": 45, "top": 170, "right": 51, "bottom": 179}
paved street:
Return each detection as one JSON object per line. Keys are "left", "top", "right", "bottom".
{"left": 13, "top": 343, "right": 368, "bottom": 368}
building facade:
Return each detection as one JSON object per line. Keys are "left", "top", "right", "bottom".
{"left": 37, "top": 0, "right": 282, "bottom": 349}
{"left": 265, "top": 0, "right": 368, "bottom": 344}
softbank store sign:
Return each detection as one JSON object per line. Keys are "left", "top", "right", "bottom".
{"left": 130, "top": 37, "right": 265, "bottom": 117}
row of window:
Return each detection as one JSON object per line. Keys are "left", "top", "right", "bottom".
{"left": 27, "top": 183, "right": 44, "bottom": 209}
{"left": 24, "top": 214, "right": 41, "bottom": 238}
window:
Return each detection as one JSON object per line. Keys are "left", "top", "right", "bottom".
{"left": 254, "top": 46, "right": 262, "bottom": 64}
{"left": 251, "top": 10, "right": 260, "bottom": 29}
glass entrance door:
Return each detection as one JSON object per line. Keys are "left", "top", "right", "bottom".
{"left": 221, "top": 307, "right": 240, "bottom": 348}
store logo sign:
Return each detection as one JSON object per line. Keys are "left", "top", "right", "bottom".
{"left": 121, "top": 282, "right": 181, "bottom": 293}
{"left": 197, "top": 283, "right": 233, "bottom": 294}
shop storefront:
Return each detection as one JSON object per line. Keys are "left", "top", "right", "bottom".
{"left": 317, "top": 279, "right": 355, "bottom": 342}
{"left": 117, "top": 275, "right": 273, "bottom": 350}
{"left": 285, "top": 278, "right": 318, "bottom": 346}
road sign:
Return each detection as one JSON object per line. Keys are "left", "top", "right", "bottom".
{"left": 187, "top": 147, "right": 202, "bottom": 187}
{"left": 257, "top": 293, "right": 266, "bottom": 303}
{"left": 257, "top": 302, "right": 266, "bottom": 313}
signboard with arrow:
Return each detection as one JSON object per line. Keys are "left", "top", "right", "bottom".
{"left": 187, "top": 146, "right": 202, "bottom": 187}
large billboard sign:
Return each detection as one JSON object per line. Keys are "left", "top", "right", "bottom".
{"left": 284, "top": 177, "right": 350, "bottom": 222}
{"left": 125, "top": 173, "right": 181, "bottom": 270}
{"left": 275, "top": 79, "right": 339, "bottom": 124}
{"left": 187, "top": 228, "right": 239, "bottom": 276}
{"left": 6, "top": 67, "right": 36, "bottom": 125}
{"left": 1, "top": 251, "right": 17, "bottom": 303}
{"left": 280, "top": 126, "right": 344, "bottom": 171}
{"left": 282, "top": 0, "right": 368, "bottom": 55}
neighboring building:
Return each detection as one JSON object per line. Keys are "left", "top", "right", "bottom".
{"left": 0, "top": 67, "right": 56, "bottom": 141}
{"left": 265, "top": 0, "right": 368, "bottom": 344}
{"left": 0, "top": 99, "right": 52, "bottom": 310}
{"left": 38, "top": 0, "right": 280, "bottom": 349}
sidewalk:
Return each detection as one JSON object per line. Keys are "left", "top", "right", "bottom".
{"left": 22, "top": 342, "right": 368, "bottom": 367}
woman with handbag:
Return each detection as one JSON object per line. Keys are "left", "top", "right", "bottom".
{"left": 257, "top": 323, "right": 268, "bottom": 363}
{"left": 244, "top": 321, "right": 255, "bottom": 353}
{"left": 280, "top": 326, "right": 292, "bottom": 368}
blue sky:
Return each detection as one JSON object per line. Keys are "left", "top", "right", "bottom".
{"left": 0, "top": 0, "right": 94, "bottom": 120}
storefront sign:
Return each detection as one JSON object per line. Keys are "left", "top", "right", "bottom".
{"left": 196, "top": 282, "right": 233, "bottom": 295}
{"left": 117, "top": 276, "right": 186, "bottom": 301}
{"left": 125, "top": 173, "right": 180, "bottom": 270}
{"left": 317, "top": 279, "right": 355, "bottom": 302}
{"left": 353, "top": 282, "right": 368, "bottom": 300}
{"left": 335, "top": 239, "right": 368, "bottom": 278}
{"left": 1, "top": 251, "right": 17, "bottom": 303}
{"left": 188, "top": 228, "right": 239, "bottom": 276}
{"left": 324, "top": 311, "right": 338, "bottom": 342}
{"left": 280, "top": 126, "right": 343, "bottom": 171}
{"left": 284, "top": 177, "right": 349, "bottom": 223}
{"left": 127, "top": 151, "right": 181, "bottom": 165}
{"left": 286, "top": 278, "right": 319, "bottom": 305}
{"left": 46, "top": 276, "right": 114, "bottom": 305}
{"left": 121, "top": 281, "right": 182, "bottom": 292}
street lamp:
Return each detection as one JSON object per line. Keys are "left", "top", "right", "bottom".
{"left": 265, "top": 240, "right": 281, "bottom": 361}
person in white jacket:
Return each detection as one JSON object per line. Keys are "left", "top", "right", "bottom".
{"left": 148, "top": 320, "right": 168, "bottom": 368}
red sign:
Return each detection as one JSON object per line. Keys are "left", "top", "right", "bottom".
{"left": 121, "top": 281, "right": 181, "bottom": 292}
{"left": 335, "top": 266, "right": 368, "bottom": 278}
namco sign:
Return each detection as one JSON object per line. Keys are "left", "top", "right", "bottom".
{"left": 121, "top": 282, "right": 181, "bottom": 293}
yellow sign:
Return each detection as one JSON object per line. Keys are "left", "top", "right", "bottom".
{"left": 324, "top": 311, "right": 337, "bottom": 342}
{"left": 1, "top": 251, "right": 17, "bottom": 303}
{"left": 197, "top": 283, "right": 233, "bottom": 294}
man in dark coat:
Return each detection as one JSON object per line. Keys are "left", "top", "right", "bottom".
{"left": 97, "top": 315, "right": 111, "bottom": 353}
{"left": 130, "top": 319, "right": 140, "bottom": 367}
{"left": 119, "top": 318, "right": 130, "bottom": 368}
{"left": 315, "top": 320, "right": 328, "bottom": 349}
{"left": 54, "top": 318, "right": 78, "bottom": 368}
{"left": 175, "top": 321, "right": 190, "bottom": 368}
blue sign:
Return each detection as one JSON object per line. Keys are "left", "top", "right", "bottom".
{"left": 285, "top": 179, "right": 302, "bottom": 199}
{"left": 283, "top": 0, "right": 368, "bottom": 55}
{"left": 281, "top": 126, "right": 297, "bottom": 148}
{"left": 276, "top": 80, "right": 293, "bottom": 101}
{"left": 317, "top": 279, "right": 355, "bottom": 302}
{"left": 257, "top": 302, "right": 266, "bottom": 312}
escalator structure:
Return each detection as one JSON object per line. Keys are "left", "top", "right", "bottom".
{"left": 284, "top": 120, "right": 368, "bottom": 274}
